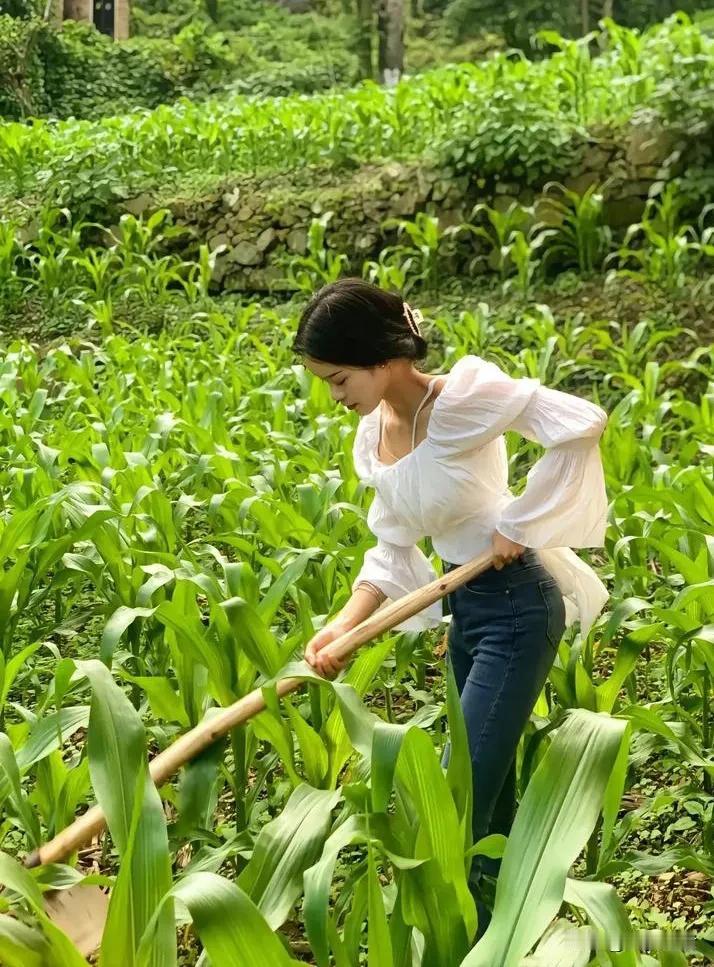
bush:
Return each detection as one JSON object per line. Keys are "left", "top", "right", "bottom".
{"left": 434, "top": 76, "right": 586, "bottom": 184}
{"left": 444, "top": 0, "right": 714, "bottom": 48}
{"left": 0, "top": 5, "right": 355, "bottom": 121}
{"left": 0, "top": 14, "right": 48, "bottom": 118}
{"left": 39, "top": 21, "right": 176, "bottom": 119}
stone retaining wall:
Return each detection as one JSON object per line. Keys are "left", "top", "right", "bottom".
{"left": 122, "top": 117, "right": 694, "bottom": 293}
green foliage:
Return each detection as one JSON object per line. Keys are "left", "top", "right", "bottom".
{"left": 5, "top": 16, "right": 712, "bottom": 225}
{"left": 0, "top": 14, "right": 47, "bottom": 118}
{"left": 0, "top": 8, "right": 712, "bottom": 962}
{"left": 435, "top": 77, "right": 586, "bottom": 185}
{"left": 0, "top": 0, "right": 43, "bottom": 17}
{"left": 39, "top": 21, "right": 176, "bottom": 120}
{"left": 0, "top": 269, "right": 708, "bottom": 958}
{"left": 444, "top": 0, "right": 714, "bottom": 48}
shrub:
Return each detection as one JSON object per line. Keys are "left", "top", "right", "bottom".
{"left": 39, "top": 21, "right": 176, "bottom": 119}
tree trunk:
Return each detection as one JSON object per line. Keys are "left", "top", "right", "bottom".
{"left": 377, "top": 0, "right": 403, "bottom": 87}
{"left": 410, "top": 0, "right": 420, "bottom": 17}
{"left": 581, "top": 0, "right": 589, "bottom": 34}
{"left": 355, "top": 0, "right": 374, "bottom": 80}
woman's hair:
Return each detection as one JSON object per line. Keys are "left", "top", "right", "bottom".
{"left": 292, "top": 277, "right": 428, "bottom": 367}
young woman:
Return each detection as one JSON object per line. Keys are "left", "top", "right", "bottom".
{"left": 293, "top": 277, "right": 609, "bottom": 925}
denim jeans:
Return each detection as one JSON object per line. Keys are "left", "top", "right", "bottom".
{"left": 442, "top": 548, "right": 566, "bottom": 889}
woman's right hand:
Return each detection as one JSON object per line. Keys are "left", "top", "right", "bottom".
{"left": 305, "top": 618, "right": 352, "bottom": 679}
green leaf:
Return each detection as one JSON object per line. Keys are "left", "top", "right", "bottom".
{"left": 239, "top": 783, "right": 341, "bottom": 929}
{"left": 0, "top": 914, "right": 47, "bottom": 967}
{"left": 221, "top": 596, "right": 282, "bottom": 677}
{"left": 100, "top": 607, "right": 156, "bottom": 665}
{"left": 303, "top": 815, "right": 369, "bottom": 967}
{"left": 464, "top": 709, "right": 629, "bottom": 967}
{"left": 118, "top": 672, "right": 189, "bottom": 727}
{"left": 367, "top": 840, "right": 393, "bottom": 967}
{"left": 444, "top": 660, "right": 473, "bottom": 845}
{"left": 140, "top": 872, "right": 300, "bottom": 966}
{"left": 16, "top": 706, "right": 90, "bottom": 771}
{"left": 0, "top": 733, "right": 41, "bottom": 846}
{"left": 75, "top": 661, "right": 175, "bottom": 967}
{"left": 284, "top": 699, "right": 329, "bottom": 788}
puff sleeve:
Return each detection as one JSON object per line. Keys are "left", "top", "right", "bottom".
{"left": 351, "top": 492, "right": 443, "bottom": 631}
{"left": 496, "top": 384, "right": 608, "bottom": 549}
{"left": 426, "top": 356, "right": 608, "bottom": 550}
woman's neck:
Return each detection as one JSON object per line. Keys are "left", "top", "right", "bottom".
{"left": 380, "top": 365, "right": 435, "bottom": 421}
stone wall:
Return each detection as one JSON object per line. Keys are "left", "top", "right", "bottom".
{"left": 122, "top": 117, "right": 694, "bottom": 294}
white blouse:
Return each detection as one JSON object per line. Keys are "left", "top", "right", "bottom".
{"left": 351, "top": 354, "right": 609, "bottom": 636}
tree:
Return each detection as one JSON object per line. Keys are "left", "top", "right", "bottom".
{"left": 377, "top": 0, "right": 403, "bottom": 85}
{"left": 355, "top": 0, "right": 374, "bottom": 79}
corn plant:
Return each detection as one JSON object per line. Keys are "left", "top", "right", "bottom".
{"left": 281, "top": 212, "right": 349, "bottom": 292}
{"left": 605, "top": 185, "right": 703, "bottom": 291}
{"left": 538, "top": 181, "right": 612, "bottom": 276}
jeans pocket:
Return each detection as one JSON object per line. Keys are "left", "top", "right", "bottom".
{"left": 462, "top": 580, "right": 495, "bottom": 597}
{"left": 537, "top": 579, "right": 565, "bottom": 650}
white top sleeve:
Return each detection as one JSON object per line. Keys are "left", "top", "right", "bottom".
{"left": 352, "top": 538, "right": 443, "bottom": 631}
{"left": 496, "top": 384, "right": 608, "bottom": 548}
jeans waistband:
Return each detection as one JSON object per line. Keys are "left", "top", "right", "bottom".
{"left": 443, "top": 547, "right": 553, "bottom": 590}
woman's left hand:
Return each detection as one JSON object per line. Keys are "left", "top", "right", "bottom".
{"left": 492, "top": 531, "right": 526, "bottom": 570}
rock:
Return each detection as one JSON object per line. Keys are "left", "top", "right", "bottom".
{"left": 286, "top": 228, "right": 308, "bottom": 254}
{"left": 211, "top": 255, "right": 228, "bottom": 284}
{"left": 438, "top": 208, "right": 466, "bottom": 230}
{"left": 603, "top": 196, "right": 646, "bottom": 228}
{"left": 256, "top": 227, "right": 277, "bottom": 252}
{"left": 582, "top": 145, "right": 613, "bottom": 170}
{"left": 626, "top": 122, "right": 677, "bottom": 167}
{"left": 208, "top": 232, "right": 231, "bottom": 249}
{"left": 237, "top": 205, "right": 253, "bottom": 220}
{"left": 222, "top": 187, "right": 241, "bottom": 209}
{"left": 356, "top": 233, "right": 377, "bottom": 251}
{"left": 563, "top": 171, "right": 602, "bottom": 195}
{"left": 431, "top": 179, "right": 452, "bottom": 202}
{"left": 622, "top": 180, "right": 655, "bottom": 197}
{"left": 124, "top": 192, "right": 153, "bottom": 217}
{"left": 394, "top": 189, "right": 418, "bottom": 216}
{"left": 232, "top": 241, "right": 261, "bottom": 266}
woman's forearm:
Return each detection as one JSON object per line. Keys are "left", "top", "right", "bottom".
{"left": 334, "top": 583, "right": 387, "bottom": 630}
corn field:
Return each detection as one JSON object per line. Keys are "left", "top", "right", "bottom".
{"left": 0, "top": 7, "right": 713, "bottom": 967}
{"left": 0, "top": 291, "right": 709, "bottom": 963}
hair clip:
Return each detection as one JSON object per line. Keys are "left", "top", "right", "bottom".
{"left": 403, "top": 302, "right": 423, "bottom": 337}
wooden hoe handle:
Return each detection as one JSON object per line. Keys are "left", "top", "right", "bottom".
{"left": 26, "top": 551, "right": 493, "bottom": 868}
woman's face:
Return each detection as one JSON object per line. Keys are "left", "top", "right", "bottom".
{"left": 304, "top": 357, "right": 389, "bottom": 416}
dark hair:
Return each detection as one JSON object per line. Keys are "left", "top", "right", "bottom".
{"left": 292, "top": 277, "right": 428, "bottom": 367}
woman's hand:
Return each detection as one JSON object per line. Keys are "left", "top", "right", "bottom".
{"left": 305, "top": 617, "right": 353, "bottom": 679}
{"left": 492, "top": 530, "right": 526, "bottom": 570}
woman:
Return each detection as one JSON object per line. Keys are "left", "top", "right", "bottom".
{"left": 293, "top": 277, "right": 609, "bottom": 924}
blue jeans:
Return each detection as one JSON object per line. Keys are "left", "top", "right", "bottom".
{"left": 442, "top": 548, "right": 566, "bottom": 886}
